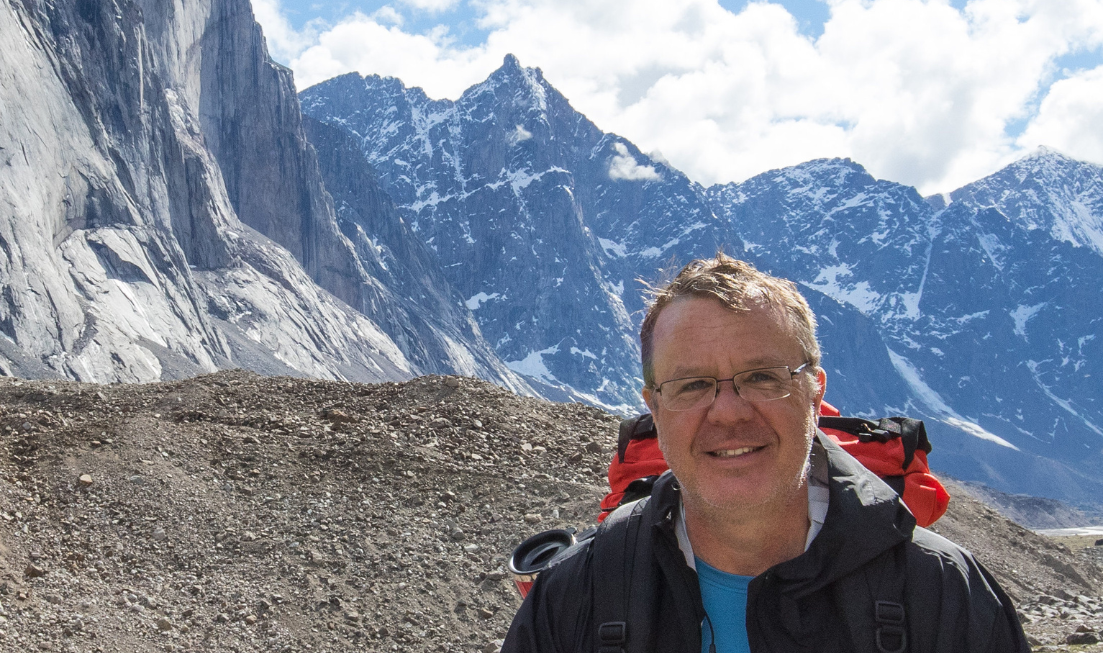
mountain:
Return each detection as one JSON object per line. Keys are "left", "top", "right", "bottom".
{"left": 0, "top": 0, "right": 530, "bottom": 392}
{"left": 4, "top": 0, "right": 1102, "bottom": 510}
{"left": 948, "top": 147, "right": 1103, "bottom": 255}
{"left": 300, "top": 58, "right": 773, "bottom": 413}
{"left": 301, "top": 58, "right": 1103, "bottom": 506}
{"left": 709, "top": 155, "right": 1103, "bottom": 502}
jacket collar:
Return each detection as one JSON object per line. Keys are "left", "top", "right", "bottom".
{"left": 648, "top": 431, "right": 915, "bottom": 593}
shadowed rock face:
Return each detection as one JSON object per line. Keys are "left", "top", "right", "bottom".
{"left": 1, "top": 0, "right": 535, "bottom": 392}
{"left": 302, "top": 116, "right": 532, "bottom": 388}
{"left": 0, "top": 0, "right": 413, "bottom": 384}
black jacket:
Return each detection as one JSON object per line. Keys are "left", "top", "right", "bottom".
{"left": 503, "top": 435, "right": 1028, "bottom": 653}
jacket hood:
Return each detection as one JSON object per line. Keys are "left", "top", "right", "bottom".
{"left": 649, "top": 431, "right": 916, "bottom": 595}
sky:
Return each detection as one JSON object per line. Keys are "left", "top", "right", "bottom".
{"left": 254, "top": 0, "right": 1103, "bottom": 195}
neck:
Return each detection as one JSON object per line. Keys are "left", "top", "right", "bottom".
{"left": 683, "top": 484, "right": 810, "bottom": 577}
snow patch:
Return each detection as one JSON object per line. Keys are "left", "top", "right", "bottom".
{"left": 807, "top": 264, "right": 882, "bottom": 314}
{"left": 887, "top": 349, "right": 1019, "bottom": 450}
{"left": 465, "top": 292, "right": 499, "bottom": 310}
{"left": 598, "top": 237, "right": 628, "bottom": 258}
{"left": 608, "top": 143, "right": 661, "bottom": 182}
{"left": 506, "top": 345, "right": 560, "bottom": 383}
{"left": 1010, "top": 303, "right": 1046, "bottom": 339}
{"left": 1026, "top": 360, "right": 1103, "bottom": 437}
{"left": 570, "top": 347, "right": 598, "bottom": 360}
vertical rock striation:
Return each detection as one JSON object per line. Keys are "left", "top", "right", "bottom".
{"left": 0, "top": 0, "right": 421, "bottom": 383}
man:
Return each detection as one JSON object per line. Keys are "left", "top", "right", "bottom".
{"left": 502, "top": 254, "right": 1028, "bottom": 652}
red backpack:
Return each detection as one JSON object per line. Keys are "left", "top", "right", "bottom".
{"left": 600, "top": 401, "right": 950, "bottom": 527}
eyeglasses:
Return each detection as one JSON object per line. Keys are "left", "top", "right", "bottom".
{"left": 653, "top": 363, "right": 810, "bottom": 412}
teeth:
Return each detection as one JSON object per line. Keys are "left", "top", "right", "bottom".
{"left": 711, "top": 447, "right": 758, "bottom": 458}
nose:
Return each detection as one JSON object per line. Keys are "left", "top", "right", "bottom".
{"left": 707, "top": 378, "right": 756, "bottom": 423}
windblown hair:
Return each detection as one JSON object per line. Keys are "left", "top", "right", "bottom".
{"left": 640, "top": 253, "right": 821, "bottom": 388}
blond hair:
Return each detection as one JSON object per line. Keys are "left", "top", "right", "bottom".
{"left": 640, "top": 253, "right": 821, "bottom": 387}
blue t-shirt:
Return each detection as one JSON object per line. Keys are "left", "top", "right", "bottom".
{"left": 695, "top": 557, "right": 753, "bottom": 653}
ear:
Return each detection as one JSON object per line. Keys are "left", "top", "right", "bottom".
{"left": 642, "top": 386, "right": 657, "bottom": 414}
{"left": 812, "top": 368, "right": 827, "bottom": 413}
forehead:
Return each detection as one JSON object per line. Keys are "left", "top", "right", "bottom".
{"left": 650, "top": 297, "right": 800, "bottom": 372}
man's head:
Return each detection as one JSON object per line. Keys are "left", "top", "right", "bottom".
{"left": 640, "top": 254, "right": 826, "bottom": 513}
{"left": 640, "top": 254, "right": 821, "bottom": 389}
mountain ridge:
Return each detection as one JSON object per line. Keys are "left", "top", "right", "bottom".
{"left": 301, "top": 55, "right": 1103, "bottom": 506}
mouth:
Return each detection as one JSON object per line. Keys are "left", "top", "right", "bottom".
{"left": 707, "top": 445, "right": 765, "bottom": 458}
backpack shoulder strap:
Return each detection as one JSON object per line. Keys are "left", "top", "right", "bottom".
{"left": 835, "top": 544, "right": 909, "bottom": 653}
{"left": 617, "top": 413, "right": 657, "bottom": 463}
{"left": 591, "top": 498, "right": 649, "bottom": 653}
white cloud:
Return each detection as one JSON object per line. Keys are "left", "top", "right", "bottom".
{"left": 508, "top": 124, "right": 533, "bottom": 144}
{"left": 1017, "top": 64, "right": 1103, "bottom": 165}
{"left": 252, "top": 0, "right": 320, "bottom": 62}
{"left": 608, "top": 142, "right": 662, "bottom": 181}
{"left": 258, "top": 0, "right": 1103, "bottom": 193}
{"left": 400, "top": 0, "right": 461, "bottom": 12}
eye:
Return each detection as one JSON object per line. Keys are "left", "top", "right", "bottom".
{"left": 741, "top": 369, "right": 785, "bottom": 386}
{"left": 670, "top": 378, "right": 714, "bottom": 396}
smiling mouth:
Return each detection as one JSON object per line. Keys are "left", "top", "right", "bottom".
{"left": 707, "top": 446, "right": 764, "bottom": 458}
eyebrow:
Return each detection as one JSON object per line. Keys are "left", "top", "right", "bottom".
{"left": 667, "top": 358, "right": 788, "bottom": 378}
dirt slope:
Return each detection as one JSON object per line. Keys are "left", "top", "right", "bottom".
{"left": 0, "top": 371, "right": 1099, "bottom": 651}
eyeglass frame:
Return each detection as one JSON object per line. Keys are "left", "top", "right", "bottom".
{"left": 651, "top": 363, "right": 812, "bottom": 412}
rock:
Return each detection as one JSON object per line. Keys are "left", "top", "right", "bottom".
{"left": 1066, "top": 631, "right": 1099, "bottom": 645}
{"left": 152, "top": 528, "right": 167, "bottom": 542}
{"left": 477, "top": 608, "right": 494, "bottom": 619}
{"left": 24, "top": 564, "right": 45, "bottom": 578}
{"left": 524, "top": 513, "right": 542, "bottom": 524}
{"left": 155, "top": 617, "right": 173, "bottom": 632}
{"left": 78, "top": 474, "right": 93, "bottom": 486}
{"left": 585, "top": 441, "right": 603, "bottom": 454}
{"left": 244, "top": 615, "right": 257, "bottom": 625}
{"left": 444, "top": 377, "right": 461, "bottom": 388}
{"left": 450, "top": 529, "right": 466, "bottom": 541}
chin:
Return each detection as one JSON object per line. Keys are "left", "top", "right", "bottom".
{"left": 687, "top": 469, "right": 809, "bottom": 513}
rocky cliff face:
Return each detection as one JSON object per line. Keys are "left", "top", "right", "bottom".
{"left": 0, "top": 0, "right": 534, "bottom": 391}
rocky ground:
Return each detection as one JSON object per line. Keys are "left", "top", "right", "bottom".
{"left": 0, "top": 371, "right": 1100, "bottom": 652}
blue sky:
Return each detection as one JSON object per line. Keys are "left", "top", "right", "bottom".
{"left": 256, "top": 0, "right": 1103, "bottom": 193}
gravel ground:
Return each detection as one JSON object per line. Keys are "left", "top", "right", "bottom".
{"left": 0, "top": 370, "right": 1100, "bottom": 651}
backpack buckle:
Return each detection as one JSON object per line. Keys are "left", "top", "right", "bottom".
{"left": 874, "top": 601, "right": 906, "bottom": 653}
{"left": 598, "top": 621, "right": 627, "bottom": 653}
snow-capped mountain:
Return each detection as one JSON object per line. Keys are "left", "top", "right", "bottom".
{"left": 948, "top": 148, "right": 1103, "bottom": 256}
{"left": 711, "top": 156, "right": 1103, "bottom": 501}
{"left": 301, "top": 57, "right": 732, "bottom": 412}
{"left": 302, "top": 57, "right": 1103, "bottom": 506}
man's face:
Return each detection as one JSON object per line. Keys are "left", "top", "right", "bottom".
{"left": 642, "top": 297, "right": 825, "bottom": 512}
